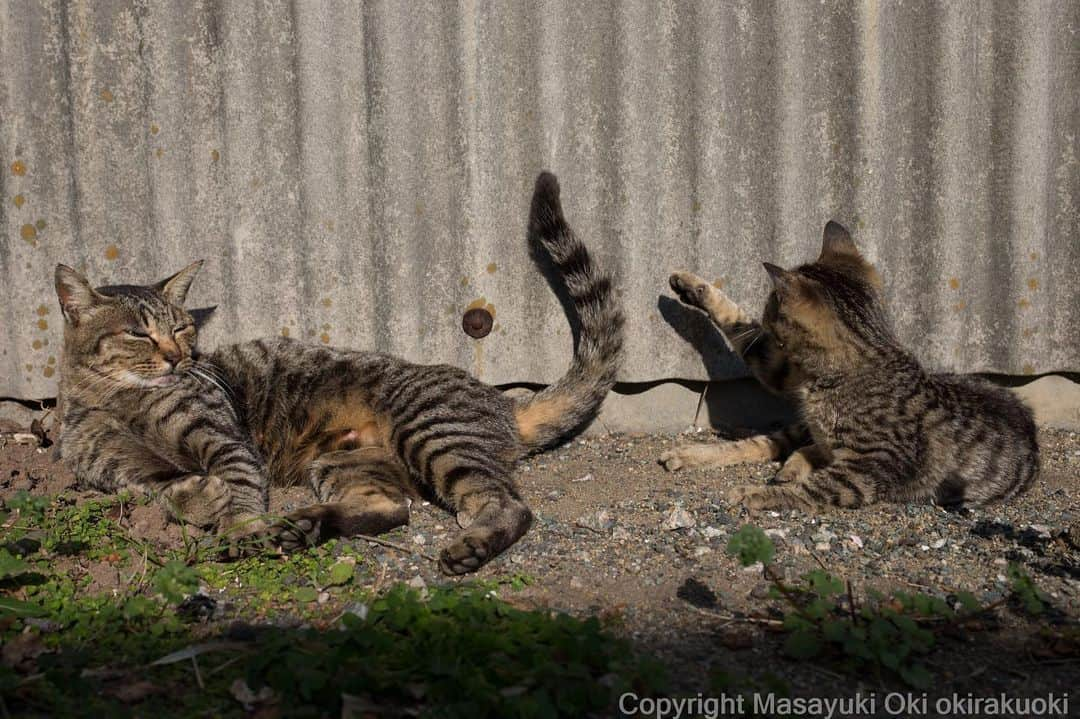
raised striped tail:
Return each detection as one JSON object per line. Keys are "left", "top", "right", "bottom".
{"left": 514, "top": 172, "right": 624, "bottom": 452}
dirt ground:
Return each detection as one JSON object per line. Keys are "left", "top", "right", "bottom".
{"left": 2, "top": 419, "right": 1078, "bottom": 707}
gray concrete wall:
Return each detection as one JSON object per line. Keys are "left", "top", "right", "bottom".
{"left": 2, "top": 1, "right": 1078, "bottom": 408}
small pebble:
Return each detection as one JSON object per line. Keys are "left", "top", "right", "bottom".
{"left": 662, "top": 506, "right": 696, "bottom": 531}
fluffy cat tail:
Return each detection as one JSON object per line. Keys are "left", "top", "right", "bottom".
{"left": 514, "top": 172, "right": 625, "bottom": 452}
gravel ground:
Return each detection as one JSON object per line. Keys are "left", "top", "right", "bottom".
{"left": 2, "top": 420, "right": 1078, "bottom": 707}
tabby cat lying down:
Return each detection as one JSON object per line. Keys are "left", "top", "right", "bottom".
{"left": 54, "top": 172, "right": 623, "bottom": 574}
{"left": 662, "top": 221, "right": 1039, "bottom": 511}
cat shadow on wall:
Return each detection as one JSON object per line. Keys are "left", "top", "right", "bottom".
{"left": 527, "top": 219, "right": 582, "bottom": 352}
{"left": 190, "top": 306, "right": 217, "bottom": 333}
{"left": 656, "top": 294, "right": 795, "bottom": 434}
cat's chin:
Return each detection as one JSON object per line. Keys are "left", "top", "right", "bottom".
{"left": 143, "top": 374, "right": 180, "bottom": 388}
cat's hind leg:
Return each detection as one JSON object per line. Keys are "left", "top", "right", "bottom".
{"left": 276, "top": 447, "right": 413, "bottom": 551}
{"left": 424, "top": 449, "right": 531, "bottom": 575}
{"left": 660, "top": 424, "right": 808, "bottom": 472}
{"left": 660, "top": 435, "right": 779, "bottom": 472}
{"left": 728, "top": 450, "right": 879, "bottom": 511}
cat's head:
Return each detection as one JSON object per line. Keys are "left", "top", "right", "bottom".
{"left": 761, "top": 222, "right": 892, "bottom": 369}
{"left": 55, "top": 261, "right": 204, "bottom": 389}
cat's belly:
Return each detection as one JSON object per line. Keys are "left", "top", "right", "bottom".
{"left": 259, "top": 392, "right": 390, "bottom": 486}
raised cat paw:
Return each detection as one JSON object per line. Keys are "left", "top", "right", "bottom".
{"left": 669, "top": 271, "right": 712, "bottom": 310}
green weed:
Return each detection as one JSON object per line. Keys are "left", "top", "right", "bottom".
{"left": 726, "top": 524, "right": 1051, "bottom": 689}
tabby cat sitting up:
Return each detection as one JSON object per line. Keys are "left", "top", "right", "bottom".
{"left": 662, "top": 221, "right": 1039, "bottom": 512}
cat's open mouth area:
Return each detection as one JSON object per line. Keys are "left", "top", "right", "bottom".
{"left": 0, "top": 420, "right": 1077, "bottom": 715}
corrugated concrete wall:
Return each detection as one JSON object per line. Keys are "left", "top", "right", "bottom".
{"left": 2, "top": 0, "right": 1078, "bottom": 402}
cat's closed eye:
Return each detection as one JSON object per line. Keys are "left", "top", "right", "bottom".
{"left": 124, "top": 328, "right": 151, "bottom": 340}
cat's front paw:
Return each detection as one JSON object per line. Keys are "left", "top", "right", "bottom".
{"left": 774, "top": 453, "right": 813, "bottom": 484}
{"left": 669, "top": 271, "right": 712, "bottom": 310}
{"left": 218, "top": 514, "right": 278, "bottom": 559}
{"left": 160, "top": 474, "right": 232, "bottom": 529}
{"left": 272, "top": 507, "right": 326, "bottom": 552}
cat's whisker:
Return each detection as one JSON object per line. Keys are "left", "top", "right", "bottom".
{"left": 739, "top": 329, "right": 764, "bottom": 357}
{"left": 727, "top": 326, "right": 759, "bottom": 345}
{"left": 188, "top": 362, "right": 235, "bottom": 401}
{"left": 188, "top": 367, "right": 222, "bottom": 395}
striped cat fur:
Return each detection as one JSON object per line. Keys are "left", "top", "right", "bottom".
{"left": 55, "top": 172, "right": 623, "bottom": 574}
{"left": 662, "top": 221, "right": 1039, "bottom": 511}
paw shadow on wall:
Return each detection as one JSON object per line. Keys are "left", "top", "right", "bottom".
{"left": 656, "top": 295, "right": 737, "bottom": 380}
{"left": 657, "top": 294, "right": 795, "bottom": 434}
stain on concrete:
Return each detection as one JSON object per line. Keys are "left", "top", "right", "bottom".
{"left": 466, "top": 296, "right": 496, "bottom": 318}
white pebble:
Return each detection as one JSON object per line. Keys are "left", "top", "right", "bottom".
{"left": 662, "top": 505, "right": 696, "bottom": 531}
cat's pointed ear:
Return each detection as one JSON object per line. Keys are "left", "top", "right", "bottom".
{"left": 818, "top": 221, "right": 860, "bottom": 263}
{"left": 156, "top": 260, "right": 204, "bottom": 305}
{"left": 763, "top": 262, "right": 792, "bottom": 291}
{"left": 55, "top": 264, "right": 105, "bottom": 325}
